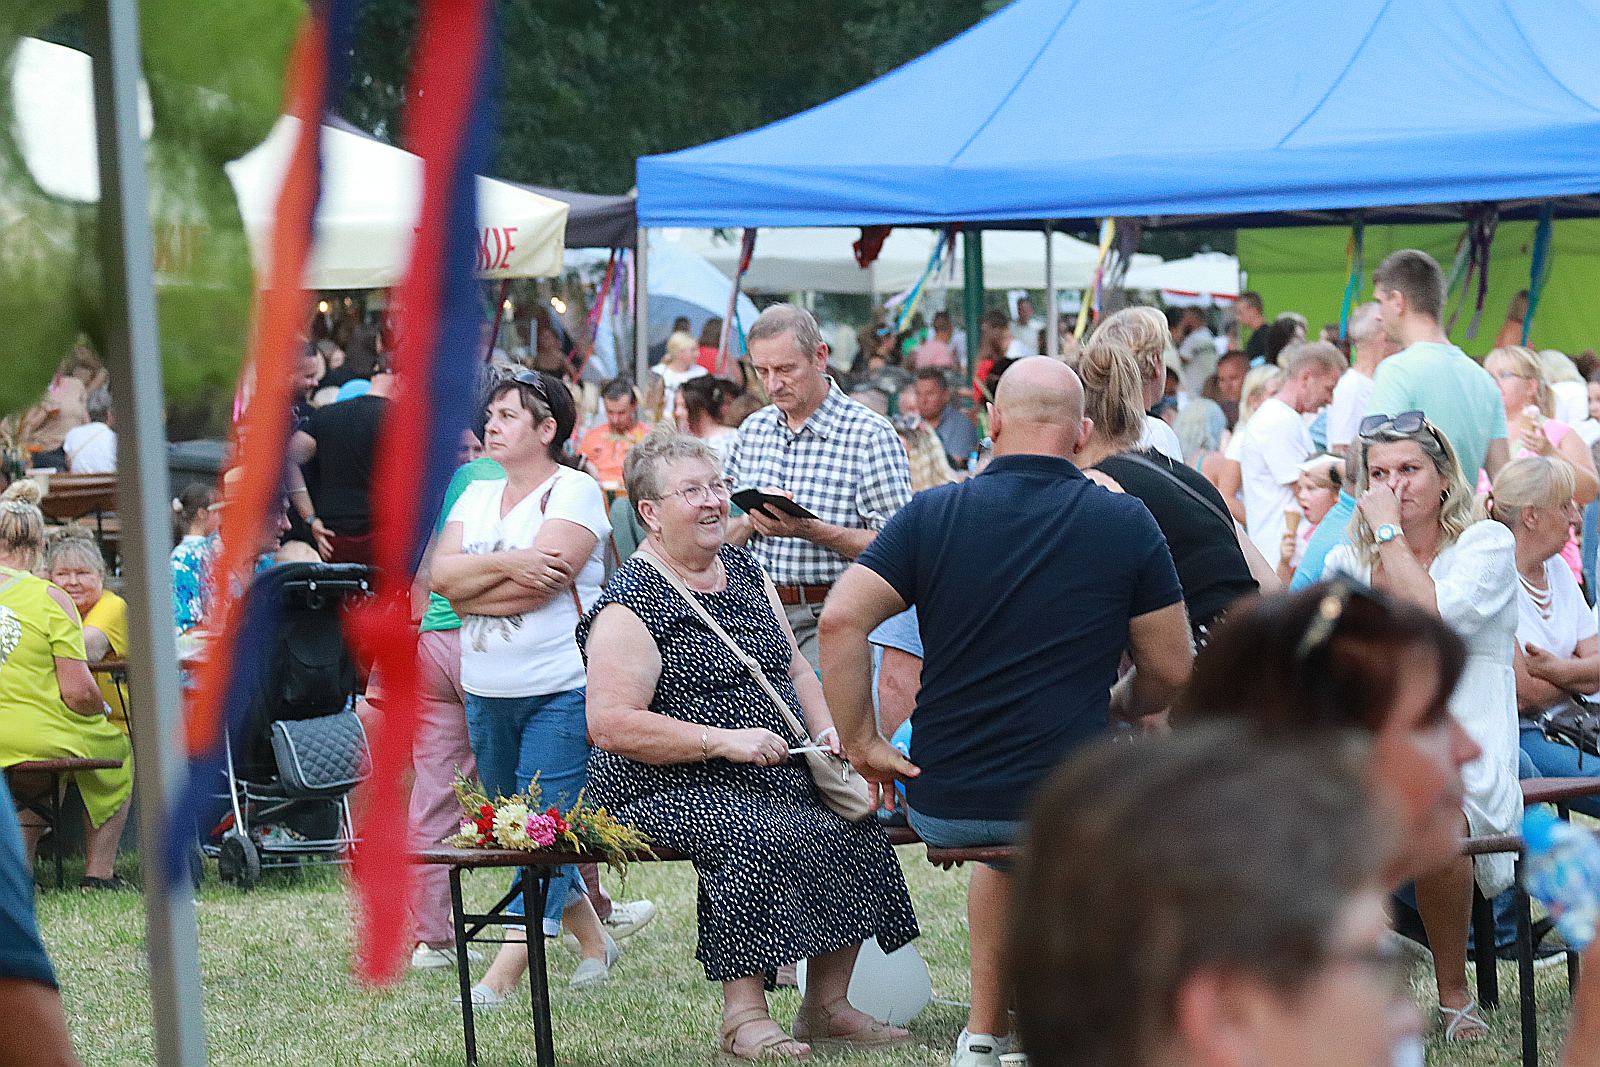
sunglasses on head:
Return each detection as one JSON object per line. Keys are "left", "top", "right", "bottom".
{"left": 507, "top": 368, "right": 551, "bottom": 401}
{"left": 1357, "top": 410, "right": 1426, "bottom": 442}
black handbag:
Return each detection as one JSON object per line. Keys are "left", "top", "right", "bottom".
{"left": 1538, "top": 694, "right": 1600, "bottom": 763}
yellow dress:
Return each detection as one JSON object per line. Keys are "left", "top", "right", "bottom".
{"left": 83, "top": 591, "right": 130, "bottom": 733}
{"left": 0, "top": 566, "right": 132, "bottom": 827}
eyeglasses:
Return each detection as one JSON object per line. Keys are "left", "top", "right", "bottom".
{"left": 1324, "top": 938, "right": 1411, "bottom": 1001}
{"left": 1357, "top": 410, "right": 1426, "bottom": 441}
{"left": 656, "top": 478, "right": 735, "bottom": 507}
{"left": 1292, "top": 577, "right": 1390, "bottom": 729}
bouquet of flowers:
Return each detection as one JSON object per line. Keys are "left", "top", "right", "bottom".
{"left": 445, "top": 773, "right": 654, "bottom": 874}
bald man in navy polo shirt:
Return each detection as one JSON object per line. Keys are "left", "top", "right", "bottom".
{"left": 820, "top": 357, "right": 1193, "bottom": 1067}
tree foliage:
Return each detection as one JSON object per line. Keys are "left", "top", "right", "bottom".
{"left": 343, "top": 0, "right": 996, "bottom": 194}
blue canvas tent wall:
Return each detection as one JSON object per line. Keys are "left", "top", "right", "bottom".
{"left": 637, "top": 0, "right": 1600, "bottom": 231}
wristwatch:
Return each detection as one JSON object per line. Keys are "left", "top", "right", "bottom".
{"left": 1374, "top": 523, "right": 1402, "bottom": 545}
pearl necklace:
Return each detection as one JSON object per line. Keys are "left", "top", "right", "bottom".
{"left": 1519, "top": 568, "right": 1553, "bottom": 617}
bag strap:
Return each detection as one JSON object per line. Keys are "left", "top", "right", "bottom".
{"left": 634, "top": 551, "right": 811, "bottom": 746}
{"left": 539, "top": 480, "right": 585, "bottom": 617}
{"left": 1102, "top": 450, "right": 1236, "bottom": 532}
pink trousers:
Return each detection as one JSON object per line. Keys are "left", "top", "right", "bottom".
{"left": 370, "top": 628, "right": 609, "bottom": 949}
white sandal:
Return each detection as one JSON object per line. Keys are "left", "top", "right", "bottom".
{"left": 1439, "top": 1000, "right": 1488, "bottom": 1041}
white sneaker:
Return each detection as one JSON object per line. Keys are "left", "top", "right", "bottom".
{"left": 568, "top": 935, "right": 620, "bottom": 988}
{"left": 951, "top": 1029, "right": 1010, "bottom": 1067}
{"left": 561, "top": 899, "right": 658, "bottom": 954}
{"left": 411, "top": 944, "right": 484, "bottom": 970}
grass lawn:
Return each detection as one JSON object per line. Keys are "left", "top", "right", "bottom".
{"left": 37, "top": 848, "right": 1578, "bottom": 1066}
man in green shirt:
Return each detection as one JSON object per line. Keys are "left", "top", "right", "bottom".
{"left": 1368, "top": 250, "right": 1509, "bottom": 485}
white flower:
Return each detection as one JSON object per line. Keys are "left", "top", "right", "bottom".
{"left": 493, "top": 802, "right": 533, "bottom": 849}
{"left": 458, "top": 820, "right": 478, "bottom": 839}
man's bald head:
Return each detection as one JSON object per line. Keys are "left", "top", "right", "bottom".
{"left": 994, "top": 356, "right": 1085, "bottom": 427}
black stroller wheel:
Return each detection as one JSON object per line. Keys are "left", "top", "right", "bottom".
{"left": 219, "top": 831, "right": 261, "bottom": 889}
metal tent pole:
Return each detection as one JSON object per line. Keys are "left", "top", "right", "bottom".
{"left": 961, "top": 228, "right": 984, "bottom": 379}
{"left": 1044, "top": 222, "right": 1059, "bottom": 359}
{"left": 84, "top": 2, "right": 207, "bottom": 1063}
{"left": 633, "top": 228, "right": 649, "bottom": 384}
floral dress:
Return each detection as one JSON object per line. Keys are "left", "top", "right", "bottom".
{"left": 170, "top": 533, "right": 216, "bottom": 636}
{"left": 577, "top": 546, "right": 920, "bottom": 983}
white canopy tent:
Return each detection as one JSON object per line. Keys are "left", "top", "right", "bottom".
{"left": 226, "top": 117, "right": 568, "bottom": 288}
{"left": 1123, "top": 251, "right": 1242, "bottom": 305}
{"left": 10, "top": 37, "right": 569, "bottom": 288}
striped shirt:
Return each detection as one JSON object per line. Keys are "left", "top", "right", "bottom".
{"left": 726, "top": 382, "right": 912, "bottom": 586}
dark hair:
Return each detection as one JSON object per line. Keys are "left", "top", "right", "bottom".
{"left": 1372, "top": 249, "right": 1446, "bottom": 321}
{"left": 981, "top": 308, "right": 1010, "bottom": 331}
{"left": 932, "top": 310, "right": 952, "bottom": 327}
{"left": 914, "top": 367, "right": 951, "bottom": 388}
{"left": 1216, "top": 351, "right": 1249, "bottom": 371}
{"left": 1263, "top": 317, "right": 1303, "bottom": 364}
{"left": 679, "top": 374, "right": 741, "bottom": 426}
{"left": 1174, "top": 579, "right": 1466, "bottom": 735}
{"left": 174, "top": 482, "right": 217, "bottom": 542}
{"left": 487, "top": 371, "right": 581, "bottom": 468}
{"left": 600, "top": 377, "right": 636, "bottom": 404}
{"left": 1237, "top": 291, "right": 1264, "bottom": 313}
{"left": 697, "top": 317, "right": 723, "bottom": 349}
{"left": 1164, "top": 306, "right": 1184, "bottom": 329}
{"left": 1012, "top": 725, "right": 1380, "bottom": 1067}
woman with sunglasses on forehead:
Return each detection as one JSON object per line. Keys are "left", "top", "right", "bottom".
{"left": 579, "top": 426, "right": 918, "bottom": 1061}
{"left": 1320, "top": 410, "right": 1520, "bottom": 1041}
{"left": 432, "top": 369, "right": 619, "bottom": 1001}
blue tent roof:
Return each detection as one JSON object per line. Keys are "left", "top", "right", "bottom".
{"left": 637, "top": 0, "right": 1600, "bottom": 230}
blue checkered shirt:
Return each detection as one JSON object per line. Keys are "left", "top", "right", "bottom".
{"left": 726, "top": 383, "right": 912, "bottom": 586}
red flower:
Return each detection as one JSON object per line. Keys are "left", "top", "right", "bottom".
{"left": 479, "top": 804, "right": 494, "bottom": 817}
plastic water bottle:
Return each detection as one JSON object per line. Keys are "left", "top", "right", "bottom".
{"left": 1521, "top": 806, "right": 1600, "bottom": 950}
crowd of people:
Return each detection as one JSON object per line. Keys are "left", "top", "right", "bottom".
{"left": 5, "top": 245, "right": 1600, "bottom": 1067}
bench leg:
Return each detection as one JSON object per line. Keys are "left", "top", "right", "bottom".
{"left": 49, "top": 772, "right": 64, "bottom": 890}
{"left": 1516, "top": 871, "right": 1539, "bottom": 1067}
{"left": 1472, "top": 886, "right": 1499, "bottom": 1009}
{"left": 451, "top": 869, "right": 477, "bottom": 1066}
{"left": 522, "top": 868, "right": 555, "bottom": 1067}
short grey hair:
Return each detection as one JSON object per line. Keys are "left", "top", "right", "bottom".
{"left": 746, "top": 303, "right": 825, "bottom": 361}
{"left": 1346, "top": 302, "right": 1382, "bottom": 344}
{"left": 623, "top": 425, "right": 722, "bottom": 517}
{"left": 44, "top": 529, "right": 106, "bottom": 578}
{"left": 1280, "top": 341, "right": 1347, "bottom": 379}
{"left": 86, "top": 388, "right": 113, "bottom": 423}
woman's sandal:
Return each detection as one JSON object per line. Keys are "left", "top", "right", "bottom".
{"left": 1439, "top": 1000, "right": 1489, "bottom": 1041}
{"left": 792, "top": 999, "right": 913, "bottom": 1050}
{"left": 721, "top": 1008, "right": 812, "bottom": 1061}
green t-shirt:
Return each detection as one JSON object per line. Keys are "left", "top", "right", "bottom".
{"left": 1367, "top": 341, "right": 1507, "bottom": 484}
{"left": 419, "top": 457, "right": 505, "bottom": 633}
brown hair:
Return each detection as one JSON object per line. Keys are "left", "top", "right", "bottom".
{"left": 1372, "top": 249, "right": 1446, "bottom": 321}
{"left": 1077, "top": 310, "right": 1155, "bottom": 447}
{"left": 1174, "top": 579, "right": 1467, "bottom": 735}
{"left": 1012, "top": 725, "right": 1380, "bottom": 1067}
{"left": 679, "top": 374, "right": 741, "bottom": 430}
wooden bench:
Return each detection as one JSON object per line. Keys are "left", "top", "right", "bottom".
{"left": 416, "top": 825, "right": 924, "bottom": 1067}
{"left": 5, "top": 757, "right": 125, "bottom": 888}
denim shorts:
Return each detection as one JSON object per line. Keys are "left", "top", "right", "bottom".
{"left": 906, "top": 806, "right": 1022, "bottom": 870}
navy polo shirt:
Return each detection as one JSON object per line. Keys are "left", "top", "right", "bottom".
{"left": 857, "top": 453, "right": 1183, "bottom": 821}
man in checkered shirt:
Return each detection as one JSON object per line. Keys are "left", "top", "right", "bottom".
{"left": 726, "top": 304, "right": 913, "bottom": 669}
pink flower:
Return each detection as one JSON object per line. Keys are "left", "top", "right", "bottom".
{"left": 525, "top": 812, "right": 560, "bottom": 848}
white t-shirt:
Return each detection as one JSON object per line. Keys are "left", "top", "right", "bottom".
{"left": 1136, "top": 415, "right": 1184, "bottom": 462}
{"left": 1326, "top": 368, "right": 1375, "bottom": 450}
{"left": 1516, "top": 554, "right": 1600, "bottom": 706}
{"left": 448, "top": 466, "right": 611, "bottom": 697}
{"left": 1239, "top": 397, "right": 1313, "bottom": 560}
{"left": 650, "top": 362, "right": 707, "bottom": 420}
{"left": 63, "top": 422, "right": 116, "bottom": 473}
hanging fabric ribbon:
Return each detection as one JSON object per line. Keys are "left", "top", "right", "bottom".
{"left": 486, "top": 279, "right": 512, "bottom": 360}
{"left": 348, "top": 0, "right": 500, "bottom": 985}
{"left": 164, "top": 0, "right": 357, "bottom": 883}
{"left": 715, "top": 228, "right": 756, "bottom": 376}
{"left": 586, "top": 249, "right": 619, "bottom": 335}
{"left": 1338, "top": 218, "right": 1365, "bottom": 341}
{"left": 1445, "top": 205, "right": 1500, "bottom": 339}
{"left": 893, "top": 226, "right": 956, "bottom": 332}
{"left": 1074, "top": 219, "right": 1116, "bottom": 340}
{"left": 1522, "top": 202, "right": 1554, "bottom": 345}
{"left": 852, "top": 225, "right": 891, "bottom": 269}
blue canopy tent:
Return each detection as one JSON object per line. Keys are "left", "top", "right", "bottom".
{"left": 637, "top": 0, "right": 1600, "bottom": 230}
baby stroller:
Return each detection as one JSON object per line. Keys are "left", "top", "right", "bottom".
{"left": 205, "top": 562, "right": 373, "bottom": 889}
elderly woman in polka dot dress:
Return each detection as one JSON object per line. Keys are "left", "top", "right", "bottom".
{"left": 579, "top": 426, "right": 919, "bottom": 1061}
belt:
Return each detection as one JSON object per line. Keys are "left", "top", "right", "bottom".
{"left": 774, "top": 583, "right": 833, "bottom": 606}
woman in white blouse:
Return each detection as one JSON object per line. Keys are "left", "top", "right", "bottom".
{"left": 433, "top": 370, "right": 617, "bottom": 1002}
{"left": 1324, "top": 410, "right": 1519, "bottom": 1043}
{"left": 1493, "top": 457, "right": 1600, "bottom": 815}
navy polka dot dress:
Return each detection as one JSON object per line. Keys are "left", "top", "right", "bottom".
{"left": 577, "top": 545, "right": 920, "bottom": 983}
